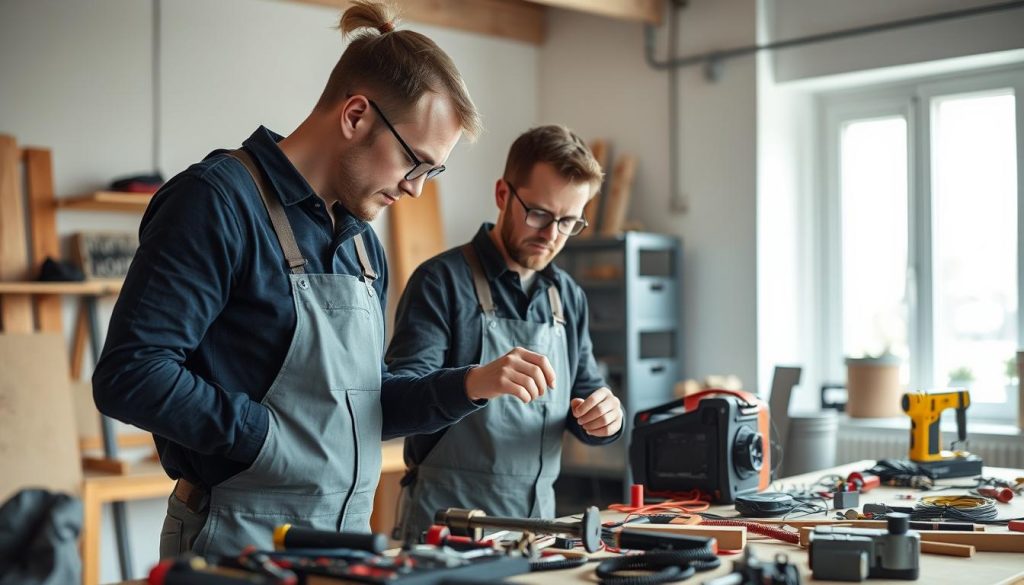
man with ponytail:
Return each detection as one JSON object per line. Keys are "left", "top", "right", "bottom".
{"left": 93, "top": 1, "right": 556, "bottom": 558}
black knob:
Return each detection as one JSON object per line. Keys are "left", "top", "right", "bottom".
{"left": 887, "top": 512, "right": 909, "bottom": 534}
{"left": 732, "top": 426, "right": 764, "bottom": 479}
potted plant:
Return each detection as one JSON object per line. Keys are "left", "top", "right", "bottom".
{"left": 947, "top": 366, "right": 974, "bottom": 388}
{"left": 845, "top": 350, "right": 903, "bottom": 418}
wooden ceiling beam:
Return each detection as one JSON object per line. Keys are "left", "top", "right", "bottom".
{"left": 526, "top": 0, "right": 662, "bottom": 25}
{"left": 288, "top": 0, "right": 546, "bottom": 45}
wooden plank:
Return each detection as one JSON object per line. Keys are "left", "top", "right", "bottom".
{"left": 528, "top": 0, "right": 662, "bottom": 25}
{"left": 622, "top": 524, "right": 746, "bottom": 550}
{"left": 578, "top": 139, "right": 608, "bottom": 238}
{"left": 0, "top": 135, "right": 33, "bottom": 333}
{"left": 79, "top": 434, "right": 156, "bottom": 453}
{"left": 371, "top": 440, "right": 409, "bottom": 538}
{"left": 753, "top": 518, "right": 985, "bottom": 531}
{"left": 80, "top": 479, "right": 103, "bottom": 585}
{"left": 0, "top": 280, "right": 122, "bottom": 295}
{"left": 81, "top": 456, "right": 131, "bottom": 475}
{"left": 921, "top": 541, "right": 975, "bottom": 557}
{"left": 599, "top": 154, "right": 637, "bottom": 236}
{"left": 71, "top": 301, "right": 89, "bottom": 379}
{"left": 387, "top": 180, "right": 444, "bottom": 301}
{"left": 289, "top": 0, "right": 545, "bottom": 45}
{"left": 57, "top": 191, "right": 153, "bottom": 213}
{"left": 0, "top": 333, "right": 82, "bottom": 503}
{"left": 916, "top": 531, "right": 1024, "bottom": 553}
{"left": 81, "top": 461, "right": 175, "bottom": 585}
{"left": 23, "top": 147, "right": 62, "bottom": 333}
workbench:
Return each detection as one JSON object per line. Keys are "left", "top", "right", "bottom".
{"left": 109, "top": 460, "right": 1024, "bottom": 585}
{"left": 508, "top": 460, "right": 1024, "bottom": 585}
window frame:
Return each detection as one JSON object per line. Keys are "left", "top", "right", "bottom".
{"left": 817, "top": 66, "right": 1024, "bottom": 422}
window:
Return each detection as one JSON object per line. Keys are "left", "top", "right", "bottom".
{"left": 839, "top": 116, "right": 910, "bottom": 378}
{"left": 822, "top": 68, "right": 1022, "bottom": 421}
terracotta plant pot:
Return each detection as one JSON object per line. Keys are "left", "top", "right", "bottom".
{"left": 845, "top": 355, "right": 903, "bottom": 418}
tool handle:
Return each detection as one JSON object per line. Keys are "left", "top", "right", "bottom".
{"left": 149, "top": 560, "right": 280, "bottom": 585}
{"left": 977, "top": 487, "right": 1013, "bottom": 503}
{"left": 618, "top": 528, "right": 717, "bottom": 553}
{"left": 908, "top": 521, "right": 976, "bottom": 531}
{"left": 956, "top": 400, "right": 967, "bottom": 443}
{"left": 273, "top": 524, "right": 387, "bottom": 554}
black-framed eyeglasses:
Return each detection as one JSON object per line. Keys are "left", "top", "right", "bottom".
{"left": 506, "top": 181, "right": 588, "bottom": 237}
{"left": 368, "top": 100, "right": 446, "bottom": 181}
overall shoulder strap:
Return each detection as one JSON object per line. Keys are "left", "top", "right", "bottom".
{"left": 227, "top": 149, "right": 306, "bottom": 274}
{"left": 460, "top": 244, "right": 495, "bottom": 315}
{"left": 547, "top": 284, "right": 566, "bottom": 326}
{"left": 352, "top": 232, "right": 377, "bottom": 283}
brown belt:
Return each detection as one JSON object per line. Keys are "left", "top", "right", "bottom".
{"left": 173, "top": 479, "right": 208, "bottom": 514}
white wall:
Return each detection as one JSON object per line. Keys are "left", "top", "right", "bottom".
{"left": 769, "top": 0, "right": 1024, "bottom": 82}
{"left": 539, "top": 1, "right": 761, "bottom": 391}
{"left": 0, "top": 0, "right": 538, "bottom": 580}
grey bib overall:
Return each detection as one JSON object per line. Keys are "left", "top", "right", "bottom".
{"left": 161, "top": 150, "right": 384, "bottom": 558}
{"left": 397, "top": 243, "right": 571, "bottom": 542}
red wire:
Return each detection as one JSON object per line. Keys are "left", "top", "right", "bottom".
{"left": 607, "top": 490, "right": 711, "bottom": 516}
{"left": 607, "top": 490, "right": 801, "bottom": 546}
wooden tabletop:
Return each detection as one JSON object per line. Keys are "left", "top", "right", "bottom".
{"left": 509, "top": 461, "right": 1024, "bottom": 584}
{"left": 108, "top": 461, "right": 1024, "bottom": 585}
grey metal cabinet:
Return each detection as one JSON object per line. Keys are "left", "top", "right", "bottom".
{"left": 555, "top": 232, "right": 683, "bottom": 490}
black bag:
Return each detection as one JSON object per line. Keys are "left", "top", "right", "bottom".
{"left": 0, "top": 489, "right": 82, "bottom": 585}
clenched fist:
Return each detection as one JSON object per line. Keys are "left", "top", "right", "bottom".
{"left": 465, "top": 347, "right": 557, "bottom": 403}
{"left": 571, "top": 387, "right": 623, "bottom": 437}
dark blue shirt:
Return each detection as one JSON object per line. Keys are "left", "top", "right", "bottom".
{"left": 93, "top": 127, "right": 479, "bottom": 488}
{"left": 386, "top": 224, "right": 620, "bottom": 466}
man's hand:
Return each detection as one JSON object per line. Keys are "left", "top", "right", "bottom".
{"left": 571, "top": 388, "right": 622, "bottom": 437}
{"left": 465, "top": 347, "right": 557, "bottom": 403}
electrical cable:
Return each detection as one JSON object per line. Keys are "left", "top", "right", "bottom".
{"left": 596, "top": 555, "right": 691, "bottom": 585}
{"left": 595, "top": 546, "right": 720, "bottom": 585}
{"left": 866, "top": 459, "right": 933, "bottom": 489}
{"left": 734, "top": 493, "right": 796, "bottom": 518}
{"left": 608, "top": 490, "right": 710, "bottom": 516}
{"left": 530, "top": 551, "right": 588, "bottom": 572}
{"left": 912, "top": 495, "right": 998, "bottom": 523}
{"left": 698, "top": 518, "right": 801, "bottom": 545}
{"left": 781, "top": 494, "right": 829, "bottom": 521}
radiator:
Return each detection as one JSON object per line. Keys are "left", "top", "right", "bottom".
{"left": 836, "top": 423, "right": 1024, "bottom": 469}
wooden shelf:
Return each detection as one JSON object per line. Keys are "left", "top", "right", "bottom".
{"left": 0, "top": 280, "right": 122, "bottom": 296}
{"left": 57, "top": 191, "right": 153, "bottom": 213}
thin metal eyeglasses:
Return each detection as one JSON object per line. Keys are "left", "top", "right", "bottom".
{"left": 506, "top": 181, "right": 589, "bottom": 236}
{"left": 368, "top": 100, "right": 446, "bottom": 181}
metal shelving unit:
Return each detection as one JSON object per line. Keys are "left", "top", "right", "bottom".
{"left": 554, "top": 232, "right": 683, "bottom": 505}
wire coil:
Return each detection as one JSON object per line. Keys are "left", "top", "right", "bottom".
{"left": 913, "top": 495, "right": 998, "bottom": 522}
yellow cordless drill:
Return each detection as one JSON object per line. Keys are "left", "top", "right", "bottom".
{"left": 901, "top": 390, "right": 983, "bottom": 479}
